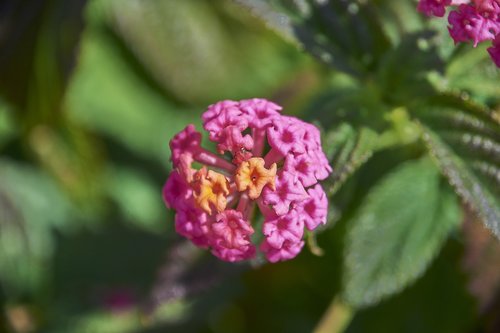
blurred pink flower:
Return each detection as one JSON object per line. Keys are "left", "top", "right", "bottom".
{"left": 417, "top": 0, "right": 452, "bottom": 17}
{"left": 487, "top": 34, "right": 500, "bottom": 66}
{"left": 448, "top": 4, "right": 499, "bottom": 46}
{"left": 418, "top": 0, "right": 500, "bottom": 67}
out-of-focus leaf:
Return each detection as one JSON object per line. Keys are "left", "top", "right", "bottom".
{"left": 324, "top": 123, "right": 379, "bottom": 195}
{"left": 27, "top": 125, "right": 106, "bottom": 216}
{"left": 345, "top": 240, "right": 476, "bottom": 333}
{"left": 0, "top": 0, "right": 86, "bottom": 116}
{"left": 376, "top": 107, "right": 422, "bottom": 149}
{"left": 0, "top": 159, "right": 74, "bottom": 297}
{"left": 305, "top": 81, "right": 386, "bottom": 131}
{"left": 239, "top": 0, "right": 392, "bottom": 76}
{"left": 0, "top": 100, "right": 16, "bottom": 149}
{"left": 108, "top": 0, "right": 302, "bottom": 105}
{"left": 55, "top": 310, "right": 140, "bottom": 333}
{"left": 445, "top": 44, "right": 500, "bottom": 101}
{"left": 343, "top": 158, "right": 461, "bottom": 307}
{"left": 416, "top": 94, "right": 500, "bottom": 237}
{"left": 234, "top": 0, "right": 296, "bottom": 42}
{"left": 377, "top": 31, "right": 443, "bottom": 104}
{"left": 66, "top": 1, "right": 197, "bottom": 162}
{"left": 373, "top": 0, "right": 424, "bottom": 45}
{"left": 0, "top": 0, "right": 46, "bottom": 108}
{"left": 0, "top": 0, "right": 104, "bottom": 215}
{"left": 105, "top": 167, "right": 165, "bottom": 232}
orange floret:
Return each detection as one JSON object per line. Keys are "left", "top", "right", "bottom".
{"left": 235, "top": 157, "right": 276, "bottom": 199}
{"left": 193, "top": 168, "right": 230, "bottom": 214}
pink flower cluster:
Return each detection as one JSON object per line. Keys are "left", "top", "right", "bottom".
{"left": 417, "top": 0, "right": 500, "bottom": 67}
{"left": 163, "top": 99, "right": 332, "bottom": 263}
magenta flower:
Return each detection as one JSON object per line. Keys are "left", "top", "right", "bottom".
{"left": 473, "top": 0, "right": 500, "bottom": 14}
{"left": 284, "top": 153, "right": 317, "bottom": 188}
{"left": 488, "top": 34, "right": 500, "bottom": 66}
{"left": 267, "top": 116, "right": 307, "bottom": 156}
{"left": 262, "top": 209, "right": 304, "bottom": 249}
{"left": 297, "top": 184, "right": 329, "bottom": 231}
{"left": 174, "top": 206, "right": 211, "bottom": 248}
{"left": 162, "top": 171, "right": 192, "bottom": 210}
{"left": 418, "top": 0, "right": 500, "bottom": 68}
{"left": 162, "top": 99, "right": 332, "bottom": 263}
{"left": 417, "top": 0, "right": 452, "bottom": 17}
{"left": 448, "top": 4, "right": 500, "bottom": 46}
{"left": 210, "top": 210, "right": 255, "bottom": 262}
{"left": 262, "top": 171, "right": 308, "bottom": 216}
{"left": 261, "top": 239, "right": 305, "bottom": 263}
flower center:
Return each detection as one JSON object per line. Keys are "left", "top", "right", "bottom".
{"left": 282, "top": 130, "right": 295, "bottom": 143}
{"left": 193, "top": 168, "right": 230, "bottom": 214}
{"left": 235, "top": 157, "right": 277, "bottom": 199}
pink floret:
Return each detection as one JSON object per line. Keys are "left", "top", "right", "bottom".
{"left": 203, "top": 104, "right": 248, "bottom": 141}
{"left": 313, "top": 149, "right": 333, "bottom": 181}
{"left": 239, "top": 98, "right": 282, "bottom": 129}
{"left": 169, "top": 125, "right": 202, "bottom": 167}
{"left": 448, "top": 4, "right": 500, "bottom": 46}
{"left": 261, "top": 239, "right": 305, "bottom": 263}
{"left": 267, "top": 116, "right": 307, "bottom": 156}
{"left": 162, "top": 171, "right": 192, "bottom": 210}
{"left": 210, "top": 210, "right": 256, "bottom": 262}
{"left": 297, "top": 184, "right": 328, "bottom": 231}
{"left": 284, "top": 153, "right": 318, "bottom": 187}
{"left": 202, "top": 100, "right": 239, "bottom": 123}
{"left": 263, "top": 209, "right": 304, "bottom": 249}
{"left": 473, "top": 0, "right": 500, "bottom": 14}
{"left": 488, "top": 35, "right": 500, "bottom": 66}
{"left": 175, "top": 206, "right": 212, "bottom": 248}
{"left": 216, "top": 125, "right": 254, "bottom": 156}
{"left": 263, "top": 171, "right": 308, "bottom": 216}
{"left": 302, "top": 122, "right": 322, "bottom": 150}
{"left": 212, "top": 246, "right": 256, "bottom": 262}
{"left": 417, "top": 0, "right": 452, "bottom": 17}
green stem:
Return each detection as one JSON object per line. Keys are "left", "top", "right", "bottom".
{"left": 313, "top": 297, "right": 353, "bottom": 333}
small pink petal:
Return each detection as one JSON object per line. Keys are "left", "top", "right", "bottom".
{"left": 169, "top": 125, "right": 202, "bottom": 167}
{"left": 267, "top": 117, "right": 307, "bottom": 156}
{"left": 263, "top": 171, "right": 309, "bottom": 216}
{"left": 260, "top": 239, "right": 305, "bottom": 263}
{"left": 296, "top": 184, "right": 328, "bottom": 231}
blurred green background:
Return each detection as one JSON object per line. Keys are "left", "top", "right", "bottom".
{"left": 1, "top": 0, "right": 500, "bottom": 332}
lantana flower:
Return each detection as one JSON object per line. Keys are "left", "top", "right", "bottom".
{"left": 163, "top": 98, "right": 332, "bottom": 263}
{"left": 417, "top": 0, "right": 500, "bottom": 67}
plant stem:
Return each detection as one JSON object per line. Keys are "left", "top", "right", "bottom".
{"left": 313, "top": 297, "right": 353, "bottom": 333}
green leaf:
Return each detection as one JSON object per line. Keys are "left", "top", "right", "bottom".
{"left": 345, "top": 240, "right": 476, "bottom": 333}
{"left": 373, "top": 0, "right": 425, "bottom": 45}
{"left": 305, "top": 79, "right": 387, "bottom": 131}
{"left": 446, "top": 44, "right": 500, "bottom": 101}
{"left": 0, "top": 100, "right": 16, "bottom": 149}
{"left": 422, "top": 129, "right": 499, "bottom": 237}
{"left": 0, "top": 159, "right": 74, "bottom": 297}
{"left": 377, "top": 31, "right": 443, "bottom": 104}
{"left": 235, "top": 0, "right": 296, "bottom": 42}
{"left": 415, "top": 94, "right": 500, "bottom": 237}
{"left": 0, "top": 0, "right": 86, "bottom": 120}
{"left": 66, "top": 3, "right": 197, "bottom": 162}
{"left": 105, "top": 167, "right": 165, "bottom": 232}
{"left": 109, "top": 0, "right": 302, "bottom": 104}
{"left": 239, "top": 0, "right": 392, "bottom": 75}
{"left": 324, "top": 123, "right": 379, "bottom": 195}
{"left": 343, "top": 158, "right": 462, "bottom": 307}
